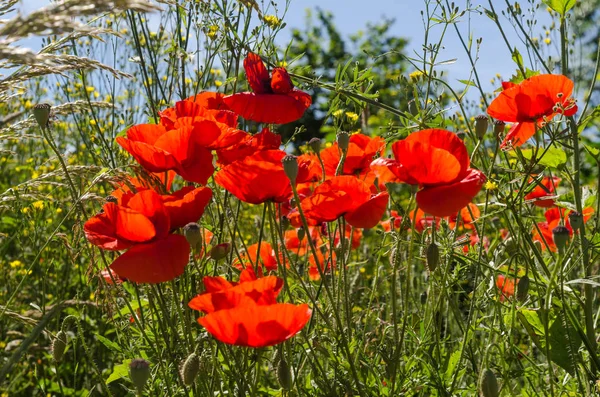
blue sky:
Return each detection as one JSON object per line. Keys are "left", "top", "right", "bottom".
{"left": 15, "top": 0, "right": 555, "bottom": 95}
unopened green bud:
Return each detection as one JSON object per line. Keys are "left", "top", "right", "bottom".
{"left": 479, "top": 368, "right": 499, "bottom": 397}
{"left": 516, "top": 275, "right": 529, "bottom": 302}
{"left": 52, "top": 330, "right": 68, "bottom": 362}
{"left": 183, "top": 223, "right": 202, "bottom": 247}
{"left": 475, "top": 115, "right": 489, "bottom": 140}
{"left": 420, "top": 291, "right": 427, "bottom": 305}
{"left": 297, "top": 227, "right": 306, "bottom": 242}
{"left": 209, "top": 243, "right": 230, "bottom": 261}
{"left": 336, "top": 131, "right": 350, "bottom": 152}
{"left": 181, "top": 353, "right": 200, "bottom": 386}
{"left": 408, "top": 99, "right": 418, "bottom": 116}
{"left": 277, "top": 358, "right": 292, "bottom": 391}
{"left": 568, "top": 211, "right": 583, "bottom": 230}
{"left": 308, "top": 137, "right": 321, "bottom": 153}
{"left": 426, "top": 243, "right": 440, "bottom": 273}
{"left": 33, "top": 103, "right": 51, "bottom": 128}
{"left": 282, "top": 155, "right": 298, "bottom": 184}
{"left": 552, "top": 225, "right": 570, "bottom": 251}
{"left": 129, "top": 358, "right": 151, "bottom": 393}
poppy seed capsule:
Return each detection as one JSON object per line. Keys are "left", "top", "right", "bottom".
{"left": 336, "top": 131, "right": 350, "bottom": 152}
{"left": 209, "top": 243, "right": 230, "bottom": 261}
{"left": 475, "top": 115, "right": 489, "bottom": 140}
{"left": 493, "top": 120, "right": 505, "bottom": 140}
{"left": 51, "top": 330, "right": 68, "bottom": 362}
{"left": 181, "top": 353, "right": 200, "bottom": 386}
{"left": 308, "top": 137, "right": 321, "bottom": 153}
{"left": 516, "top": 275, "right": 529, "bottom": 302}
{"left": 33, "top": 103, "right": 51, "bottom": 128}
{"left": 297, "top": 227, "right": 306, "bottom": 242}
{"left": 479, "top": 368, "right": 499, "bottom": 397}
{"left": 277, "top": 358, "right": 292, "bottom": 391}
{"left": 129, "top": 358, "right": 151, "bottom": 393}
{"left": 568, "top": 211, "right": 583, "bottom": 230}
{"left": 183, "top": 223, "right": 202, "bottom": 247}
{"left": 426, "top": 243, "right": 440, "bottom": 273}
{"left": 552, "top": 225, "right": 570, "bottom": 251}
{"left": 282, "top": 155, "right": 298, "bottom": 184}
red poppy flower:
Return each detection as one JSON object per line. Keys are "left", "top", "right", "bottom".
{"left": 160, "top": 92, "right": 237, "bottom": 131}
{"left": 487, "top": 74, "right": 577, "bottom": 149}
{"left": 533, "top": 207, "right": 594, "bottom": 251}
{"left": 198, "top": 302, "right": 311, "bottom": 347}
{"left": 116, "top": 124, "right": 216, "bottom": 185}
{"left": 234, "top": 242, "right": 278, "bottom": 272}
{"left": 308, "top": 249, "right": 336, "bottom": 281}
{"left": 332, "top": 223, "right": 362, "bottom": 250}
{"left": 189, "top": 275, "right": 283, "bottom": 313}
{"left": 161, "top": 186, "right": 212, "bottom": 230}
{"left": 216, "top": 128, "right": 281, "bottom": 165}
{"left": 320, "top": 133, "right": 385, "bottom": 176}
{"left": 380, "top": 210, "right": 403, "bottom": 232}
{"left": 408, "top": 208, "right": 440, "bottom": 233}
{"left": 223, "top": 53, "right": 312, "bottom": 124}
{"left": 496, "top": 275, "right": 516, "bottom": 302}
{"left": 99, "top": 268, "right": 122, "bottom": 284}
{"left": 299, "top": 176, "right": 389, "bottom": 229}
{"left": 524, "top": 176, "right": 560, "bottom": 208}
{"left": 110, "top": 172, "right": 176, "bottom": 203}
{"left": 297, "top": 153, "right": 323, "bottom": 183}
{"left": 215, "top": 149, "right": 294, "bottom": 204}
{"left": 448, "top": 202, "right": 480, "bottom": 230}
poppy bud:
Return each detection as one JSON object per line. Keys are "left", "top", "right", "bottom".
{"left": 408, "top": 99, "right": 418, "bottom": 116}
{"left": 277, "top": 358, "right": 292, "bottom": 391}
{"left": 552, "top": 225, "right": 570, "bottom": 251}
{"left": 308, "top": 137, "right": 321, "bottom": 153}
{"left": 33, "top": 103, "right": 51, "bottom": 128}
{"left": 271, "top": 68, "right": 293, "bottom": 94}
{"left": 282, "top": 155, "right": 298, "bottom": 184}
{"left": 209, "top": 243, "right": 230, "bottom": 261}
{"left": 129, "top": 358, "right": 151, "bottom": 393}
{"left": 183, "top": 223, "right": 202, "bottom": 248}
{"left": 516, "top": 275, "right": 529, "bottom": 302}
{"left": 105, "top": 195, "right": 118, "bottom": 204}
{"left": 297, "top": 227, "right": 306, "bottom": 242}
{"left": 493, "top": 120, "right": 505, "bottom": 140}
{"left": 181, "top": 352, "right": 200, "bottom": 386}
{"left": 420, "top": 291, "right": 427, "bottom": 305}
{"left": 336, "top": 131, "right": 350, "bottom": 152}
{"left": 280, "top": 216, "right": 290, "bottom": 230}
{"left": 52, "top": 330, "right": 68, "bottom": 362}
{"left": 475, "top": 115, "right": 488, "bottom": 140}
{"left": 479, "top": 368, "right": 499, "bottom": 397}
{"left": 568, "top": 211, "right": 583, "bottom": 230}
{"left": 426, "top": 243, "right": 440, "bottom": 273}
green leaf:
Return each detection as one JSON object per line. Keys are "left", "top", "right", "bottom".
{"left": 106, "top": 360, "right": 131, "bottom": 384}
{"left": 458, "top": 79, "right": 476, "bottom": 87}
{"left": 542, "top": 0, "right": 576, "bottom": 15}
{"left": 444, "top": 349, "right": 462, "bottom": 381}
{"left": 584, "top": 143, "right": 600, "bottom": 158}
{"left": 517, "top": 146, "right": 568, "bottom": 169}
{"left": 95, "top": 333, "right": 122, "bottom": 353}
{"left": 511, "top": 48, "right": 524, "bottom": 70}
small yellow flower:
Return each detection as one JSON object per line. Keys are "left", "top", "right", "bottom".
{"left": 10, "top": 260, "right": 23, "bottom": 268}
{"left": 263, "top": 14, "right": 281, "bottom": 28}
{"left": 207, "top": 25, "right": 218, "bottom": 39}
{"left": 332, "top": 109, "right": 344, "bottom": 118}
{"left": 544, "top": 38, "right": 551, "bottom": 45}
{"left": 484, "top": 180, "right": 498, "bottom": 191}
{"left": 409, "top": 70, "right": 424, "bottom": 81}
{"left": 89, "top": 119, "right": 97, "bottom": 126}
{"left": 56, "top": 208, "right": 63, "bottom": 214}
{"left": 215, "top": 80, "right": 223, "bottom": 87}
{"left": 90, "top": 292, "right": 96, "bottom": 300}
{"left": 32, "top": 201, "right": 44, "bottom": 210}
{"left": 345, "top": 112, "right": 359, "bottom": 122}
{"left": 86, "top": 86, "right": 95, "bottom": 93}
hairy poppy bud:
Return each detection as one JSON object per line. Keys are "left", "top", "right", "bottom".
{"left": 308, "top": 137, "right": 321, "bottom": 153}
{"left": 479, "top": 368, "right": 499, "bottom": 397}
{"left": 209, "top": 243, "right": 230, "bottom": 261}
{"left": 552, "top": 225, "right": 570, "bottom": 251}
{"left": 516, "top": 275, "right": 529, "bottom": 302}
{"left": 271, "top": 68, "right": 293, "bottom": 94}
{"left": 475, "top": 115, "right": 489, "bottom": 140}
{"left": 420, "top": 291, "right": 427, "bottom": 305}
{"left": 336, "top": 131, "right": 350, "bottom": 152}
{"left": 277, "top": 358, "right": 292, "bottom": 391}
{"left": 282, "top": 155, "right": 298, "bottom": 184}
{"left": 129, "top": 358, "right": 151, "bottom": 393}
{"left": 33, "top": 103, "right": 51, "bottom": 128}
{"left": 408, "top": 99, "right": 418, "bottom": 116}
{"left": 568, "top": 211, "right": 583, "bottom": 230}
{"left": 181, "top": 352, "right": 200, "bottom": 386}
{"left": 426, "top": 243, "right": 440, "bottom": 273}
{"left": 297, "top": 227, "right": 306, "bottom": 242}
{"left": 280, "top": 216, "right": 290, "bottom": 230}
{"left": 493, "top": 120, "right": 505, "bottom": 140}
{"left": 52, "top": 330, "right": 68, "bottom": 362}
{"left": 183, "top": 223, "right": 202, "bottom": 248}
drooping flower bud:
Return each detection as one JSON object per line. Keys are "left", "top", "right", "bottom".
{"left": 33, "top": 103, "right": 51, "bottom": 128}
{"left": 282, "top": 155, "right": 298, "bottom": 184}
{"left": 277, "top": 358, "right": 292, "bottom": 391}
{"left": 552, "top": 225, "right": 570, "bottom": 252}
{"left": 181, "top": 352, "right": 200, "bottom": 386}
{"left": 308, "top": 137, "right": 321, "bottom": 153}
{"left": 336, "top": 131, "right": 350, "bottom": 152}
{"left": 568, "top": 211, "right": 583, "bottom": 231}
{"left": 516, "top": 275, "right": 529, "bottom": 302}
{"left": 426, "top": 242, "right": 440, "bottom": 273}
{"left": 479, "top": 368, "right": 499, "bottom": 397}
{"left": 493, "top": 120, "right": 505, "bottom": 140}
{"left": 420, "top": 291, "right": 427, "bottom": 305}
{"left": 209, "top": 243, "right": 230, "bottom": 261}
{"left": 52, "top": 330, "right": 68, "bottom": 362}
{"left": 183, "top": 223, "right": 202, "bottom": 248}
{"left": 129, "top": 358, "right": 151, "bottom": 394}
{"left": 475, "top": 115, "right": 489, "bottom": 140}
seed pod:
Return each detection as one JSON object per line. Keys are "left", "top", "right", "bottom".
{"left": 282, "top": 155, "right": 298, "bottom": 184}
{"left": 277, "top": 358, "right": 292, "bottom": 391}
{"left": 493, "top": 120, "right": 505, "bottom": 140}
{"left": 297, "top": 227, "right": 306, "bottom": 242}
{"left": 181, "top": 353, "right": 200, "bottom": 386}
{"left": 568, "top": 211, "right": 583, "bottom": 230}
{"left": 552, "top": 225, "right": 570, "bottom": 251}
{"left": 129, "top": 358, "right": 151, "bottom": 393}
{"left": 308, "top": 137, "right": 321, "bottom": 153}
{"left": 474, "top": 115, "right": 489, "bottom": 140}
{"left": 479, "top": 368, "right": 499, "bottom": 397}
{"left": 183, "top": 223, "right": 202, "bottom": 247}
{"left": 408, "top": 99, "right": 418, "bottom": 115}
{"left": 426, "top": 243, "right": 440, "bottom": 273}
{"left": 420, "top": 291, "right": 427, "bottom": 305}
{"left": 336, "top": 131, "right": 350, "bottom": 152}
{"left": 516, "top": 275, "right": 529, "bottom": 302}
{"left": 33, "top": 103, "right": 51, "bottom": 128}
{"left": 52, "top": 330, "right": 68, "bottom": 362}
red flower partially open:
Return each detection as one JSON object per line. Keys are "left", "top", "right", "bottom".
{"left": 524, "top": 176, "right": 560, "bottom": 208}
{"left": 487, "top": 74, "right": 577, "bottom": 149}
{"left": 223, "top": 53, "right": 312, "bottom": 124}
{"left": 234, "top": 242, "right": 278, "bottom": 272}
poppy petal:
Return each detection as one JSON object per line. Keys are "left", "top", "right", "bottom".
{"left": 244, "top": 52, "right": 272, "bottom": 94}
{"left": 110, "top": 234, "right": 190, "bottom": 283}
{"left": 344, "top": 192, "right": 389, "bottom": 229}
{"left": 116, "top": 137, "right": 179, "bottom": 173}
{"left": 500, "top": 122, "right": 536, "bottom": 149}
{"left": 223, "top": 91, "right": 311, "bottom": 124}
{"left": 127, "top": 190, "right": 170, "bottom": 238}
{"left": 163, "top": 186, "right": 212, "bottom": 230}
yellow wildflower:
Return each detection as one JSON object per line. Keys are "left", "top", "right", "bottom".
{"left": 484, "top": 180, "right": 498, "bottom": 191}
{"left": 10, "top": 260, "right": 23, "bottom": 268}
{"left": 345, "top": 112, "right": 359, "bottom": 122}
{"left": 263, "top": 14, "right": 281, "bottom": 28}
{"left": 32, "top": 201, "right": 44, "bottom": 210}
